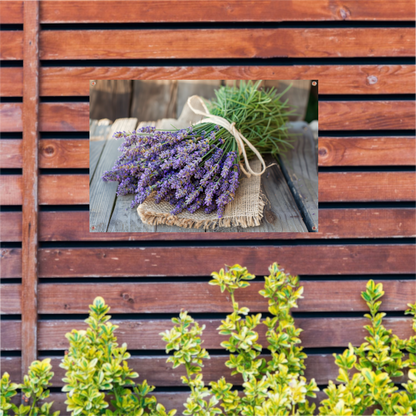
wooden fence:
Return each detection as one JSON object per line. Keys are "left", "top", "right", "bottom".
{"left": 1, "top": 1, "right": 415, "bottom": 414}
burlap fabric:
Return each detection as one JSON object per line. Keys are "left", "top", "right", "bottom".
{"left": 137, "top": 159, "right": 265, "bottom": 229}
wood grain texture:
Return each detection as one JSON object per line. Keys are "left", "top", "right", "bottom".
{"left": 90, "top": 118, "right": 138, "bottom": 232}
{"left": 37, "top": 245, "right": 415, "bottom": 277}
{"left": 22, "top": 0, "right": 40, "bottom": 376}
{"left": 1, "top": 209, "right": 414, "bottom": 242}
{"left": 0, "top": 249, "right": 21, "bottom": 278}
{"left": 319, "top": 172, "right": 416, "bottom": 202}
{"left": 38, "top": 65, "right": 416, "bottom": 96}
{"left": 1, "top": 353, "right": 409, "bottom": 388}
{"left": 0, "top": 103, "right": 22, "bottom": 132}
{"left": 0, "top": 67, "right": 23, "bottom": 96}
{"left": 0, "top": 31, "right": 23, "bottom": 60}
{"left": 39, "top": 28, "right": 415, "bottom": 60}
{"left": 30, "top": 101, "right": 416, "bottom": 132}
{"left": 319, "top": 137, "right": 416, "bottom": 166}
{"left": 279, "top": 122, "right": 318, "bottom": 231}
{"left": 0, "top": 175, "right": 22, "bottom": 205}
{"left": 38, "top": 1, "right": 416, "bottom": 23}
{"left": 1, "top": 321, "right": 21, "bottom": 350}
{"left": 39, "top": 102, "right": 89, "bottom": 132}
{"left": 39, "top": 175, "right": 89, "bottom": 205}
{"left": 35, "top": 280, "right": 415, "bottom": 314}
{"left": 0, "top": 212, "right": 22, "bottom": 242}
{"left": 320, "top": 101, "right": 416, "bottom": 130}
{"left": 0, "top": 1, "right": 23, "bottom": 24}
{"left": 39, "top": 139, "right": 89, "bottom": 168}
{"left": 2, "top": 172, "right": 414, "bottom": 206}
{"left": 1, "top": 284, "right": 21, "bottom": 314}
{"left": 0, "top": 139, "right": 22, "bottom": 168}
{"left": 2, "top": 317, "right": 412, "bottom": 350}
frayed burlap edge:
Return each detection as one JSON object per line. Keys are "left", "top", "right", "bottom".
{"left": 137, "top": 192, "right": 266, "bottom": 230}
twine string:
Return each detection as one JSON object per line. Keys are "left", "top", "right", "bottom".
{"left": 187, "top": 95, "right": 271, "bottom": 177}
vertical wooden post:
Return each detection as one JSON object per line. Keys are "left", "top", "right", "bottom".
{"left": 21, "top": 0, "right": 40, "bottom": 378}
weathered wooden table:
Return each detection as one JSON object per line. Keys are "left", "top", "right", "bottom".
{"left": 89, "top": 119, "right": 318, "bottom": 233}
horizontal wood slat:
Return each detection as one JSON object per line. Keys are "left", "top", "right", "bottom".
{"left": 1, "top": 209, "right": 415, "bottom": 242}
{"left": 0, "top": 249, "right": 21, "bottom": 278}
{"left": 2, "top": 66, "right": 415, "bottom": 96}
{"left": 3, "top": 102, "right": 415, "bottom": 132}
{"left": 2, "top": 172, "right": 414, "bottom": 206}
{"left": 0, "top": 175, "right": 89, "bottom": 205}
{"left": 2, "top": 317, "right": 412, "bottom": 350}
{"left": 0, "top": 212, "right": 22, "bottom": 242}
{"left": 39, "top": 29, "right": 415, "bottom": 60}
{"left": 1, "top": 321, "right": 21, "bottom": 349}
{"left": 0, "top": 68, "right": 23, "bottom": 96}
{"left": 1, "top": 280, "right": 412, "bottom": 315}
{"left": 39, "top": 103, "right": 89, "bottom": 132}
{"left": 0, "top": 103, "right": 22, "bottom": 132}
{"left": 34, "top": 245, "right": 415, "bottom": 277}
{"left": 0, "top": 31, "right": 23, "bottom": 60}
{"left": 1, "top": 353, "right": 408, "bottom": 388}
{"left": 320, "top": 101, "right": 416, "bottom": 130}
{"left": 3, "top": 1, "right": 416, "bottom": 23}
{"left": 39, "top": 139, "right": 89, "bottom": 168}
{"left": 3, "top": 138, "right": 415, "bottom": 169}
{"left": 318, "top": 137, "right": 416, "bottom": 166}
{"left": 1, "top": 284, "right": 21, "bottom": 314}
{"left": 0, "top": 1, "right": 23, "bottom": 24}
{"left": 319, "top": 172, "right": 416, "bottom": 202}
{"left": 0, "top": 139, "right": 22, "bottom": 168}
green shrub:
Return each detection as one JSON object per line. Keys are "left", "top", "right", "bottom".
{"left": 1, "top": 263, "right": 415, "bottom": 416}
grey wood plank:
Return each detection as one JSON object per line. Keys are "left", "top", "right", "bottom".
{"left": 211, "top": 155, "right": 308, "bottom": 233}
{"left": 130, "top": 80, "right": 178, "bottom": 122}
{"left": 90, "top": 118, "right": 138, "bottom": 232}
{"left": 107, "top": 194, "right": 156, "bottom": 233}
{"left": 278, "top": 121, "right": 319, "bottom": 231}
{"left": 90, "top": 80, "right": 133, "bottom": 120}
{"left": 89, "top": 119, "right": 112, "bottom": 184}
{"left": 176, "top": 80, "right": 221, "bottom": 119}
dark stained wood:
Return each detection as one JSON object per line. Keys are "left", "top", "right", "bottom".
{"left": 39, "top": 29, "right": 415, "bottom": 60}
{"left": 32, "top": 101, "right": 416, "bottom": 132}
{"left": 320, "top": 101, "right": 416, "bottom": 130}
{"left": 0, "top": 31, "right": 23, "bottom": 60}
{"left": 39, "top": 175, "right": 89, "bottom": 205}
{"left": 1, "top": 321, "right": 21, "bottom": 350}
{"left": 0, "top": 67, "right": 23, "bottom": 96}
{"left": 2, "top": 208, "right": 414, "bottom": 242}
{"left": 39, "top": 139, "right": 89, "bottom": 168}
{"left": 0, "top": 212, "right": 22, "bottom": 242}
{"left": 319, "top": 137, "right": 416, "bottom": 166}
{"left": 319, "top": 172, "right": 416, "bottom": 202}
{"left": 0, "top": 139, "right": 22, "bottom": 168}
{"left": 39, "top": 102, "right": 89, "bottom": 131}
{"left": 38, "top": 1, "right": 415, "bottom": 23}
{"left": 0, "top": 1, "right": 23, "bottom": 24}
{"left": 21, "top": 0, "right": 40, "bottom": 379}
{"left": 36, "top": 280, "right": 415, "bottom": 314}
{"left": 0, "top": 175, "right": 22, "bottom": 205}
{"left": 1, "top": 284, "right": 21, "bottom": 314}
{"left": 0, "top": 103, "right": 23, "bottom": 132}
{"left": 37, "top": 245, "right": 415, "bottom": 277}
{"left": 2, "top": 317, "right": 411, "bottom": 351}
{"left": 38, "top": 65, "right": 416, "bottom": 96}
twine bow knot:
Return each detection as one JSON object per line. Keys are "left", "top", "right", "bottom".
{"left": 187, "top": 95, "right": 268, "bottom": 177}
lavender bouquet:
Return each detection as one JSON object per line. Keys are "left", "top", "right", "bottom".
{"left": 102, "top": 81, "right": 294, "bottom": 218}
